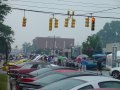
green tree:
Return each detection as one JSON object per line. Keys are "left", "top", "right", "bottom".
{"left": 0, "top": 2, "right": 14, "bottom": 62}
{"left": 82, "top": 34, "right": 102, "bottom": 57}
{"left": 0, "top": 2, "right": 11, "bottom": 22}
{"left": 22, "top": 42, "right": 33, "bottom": 55}
{"left": 97, "top": 21, "right": 120, "bottom": 47}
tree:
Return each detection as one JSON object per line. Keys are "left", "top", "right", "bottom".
{"left": 97, "top": 21, "right": 120, "bottom": 47}
{"left": 22, "top": 42, "right": 33, "bottom": 55}
{"left": 0, "top": 2, "right": 11, "bottom": 22}
{"left": 82, "top": 34, "right": 102, "bottom": 57}
{"left": 0, "top": 2, "right": 14, "bottom": 62}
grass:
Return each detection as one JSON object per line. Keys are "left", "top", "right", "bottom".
{"left": 0, "top": 74, "right": 8, "bottom": 90}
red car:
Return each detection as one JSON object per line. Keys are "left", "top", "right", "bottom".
{"left": 16, "top": 71, "right": 98, "bottom": 90}
{"left": 16, "top": 69, "right": 81, "bottom": 90}
{"left": 19, "top": 69, "right": 79, "bottom": 82}
{"left": 8, "top": 61, "right": 48, "bottom": 79}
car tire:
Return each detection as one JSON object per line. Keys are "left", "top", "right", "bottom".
{"left": 112, "top": 71, "right": 120, "bottom": 79}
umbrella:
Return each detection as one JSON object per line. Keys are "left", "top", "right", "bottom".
{"left": 57, "top": 56, "right": 66, "bottom": 61}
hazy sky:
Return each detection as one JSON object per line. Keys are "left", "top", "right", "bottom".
{"left": 2, "top": 0, "right": 120, "bottom": 49}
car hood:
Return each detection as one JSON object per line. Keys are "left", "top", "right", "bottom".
{"left": 111, "top": 67, "right": 120, "bottom": 72}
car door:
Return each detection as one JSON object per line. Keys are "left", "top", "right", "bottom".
{"left": 77, "top": 85, "right": 94, "bottom": 90}
{"left": 70, "top": 82, "right": 99, "bottom": 90}
{"left": 98, "top": 81, "right": 120, "bottom": 88}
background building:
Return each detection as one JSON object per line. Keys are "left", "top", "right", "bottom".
{"left": 33, "top": 36, "right": 74, "bottom": 50}
{"left": 32, "top": 36, "right": 74, "bottom": 57}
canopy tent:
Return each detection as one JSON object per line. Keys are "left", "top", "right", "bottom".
{"left": 92, "top": 54, "right": 106, "bottom": 57}
{"left": 106, "top": 51, "right": 120, "bottom": 68}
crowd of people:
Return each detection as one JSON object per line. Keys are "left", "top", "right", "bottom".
{"left": 0, "top": 54, "right": 104, "bottom": 75}
{"left": 34, "top": 55, "right": 103, "bottom": 75}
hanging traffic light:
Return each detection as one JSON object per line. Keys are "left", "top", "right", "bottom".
{"left": 49, "top": 18, "right": 53, "bottom": 31}
{"left": 91, "top": 16, "right": 95, "bottom": 31}
{"left": 22, "top": 16, "right": 27, "bottom": 27}
{"left": 71, "top": 18, "right": 75, "bottom": 28}
{"left": 54, "top": 18, "right": 58, "bottom": 28}
{"left": 64, "top": 18, "right": 69, "bottom": 27}
{"left": 72, "top": 11, "right": 75, "bottom": 16}
{"left": 85, "top": 17, "right": 89, "bottom": 27}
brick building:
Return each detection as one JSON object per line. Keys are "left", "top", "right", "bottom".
{"left": 32, "top": 36, "right": 74, "bottom": 50}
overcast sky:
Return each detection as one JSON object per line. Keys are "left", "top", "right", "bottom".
{"left": 2, "top": 0, "right": 120, "bottom": 49}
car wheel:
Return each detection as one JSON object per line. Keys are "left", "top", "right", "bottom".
{"left": 112, "top": 71, "right": 120, "bottom": 79}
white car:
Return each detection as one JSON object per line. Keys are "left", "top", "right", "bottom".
{"left": 37, "top": 76, "right": 120, "bottom": 90}
{"left": 109, "top": 67, "right": 120, "bottom": 79}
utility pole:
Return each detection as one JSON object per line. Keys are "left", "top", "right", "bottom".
{"left": 53, "top": 35, "right": 55, "bottom": 57}
{"left": 112, "top": 44, "right": 117, "bottom": 67}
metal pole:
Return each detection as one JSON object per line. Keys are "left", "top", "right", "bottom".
{"left": 53, "top": 35, "right": 55, "bottom": 57}
{"left": 71, "top": 47, "right": 72, "bottom": 59}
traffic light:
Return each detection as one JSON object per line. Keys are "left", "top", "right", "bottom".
{"left": 85, "top": 17, "right": 89, "bottom": 27}
{"left": 64, "top": 18, "right": 69, "bottom": 27}
{"left": 72, "top": 11, "right": 75, "bottom": 16}
{"left": 91, "top": 16, "right": 95, "bottom": 31}
{"left": 22, "top": 16, "right": 27, "bottom": 27}
{"left": 54, "top": 18, "right": 58, "bottom": 28}
{"left": 49, "top": 18, "right": 53, "bottom": 31}
{"left": 71, "top": 18, "right": 75, "bottom": 28}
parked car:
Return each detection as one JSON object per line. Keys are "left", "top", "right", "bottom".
{"left": 2, "top": 59, "right": 28, "bottom": 71}
{"left": 36, "top": 76, "right": 120, "bottom": 90}
{"left": 17, "top": 71, "right": 97, "bottom": 90}
{"left": 18, "top": 66, "right": 75, "bottom": 79}
{"left": 8, "top": 61, "right": 48, "bottom": 79}
{"left": 109, "top": 67, "right": 120, "bottom": 79}
{"left": 17, "top": 67, "right": 79, "bottom": 83}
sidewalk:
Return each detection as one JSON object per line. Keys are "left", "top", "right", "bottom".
{"left": 0, "top": 61, "right": 10, "bottom": 90}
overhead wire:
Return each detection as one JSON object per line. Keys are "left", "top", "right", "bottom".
{"left": 8, "top": 2, "right": 120, "bottom": 15}
{"left": 56, "top": 0, "right": 120, "bottom": 7}
{"left": 7, "top": 3, "right": 92, "bottom": 12}
{"left": 10, "top": 0, "right": 117, "bottom": 9}
{"left": 88, "top": 6, "right": 120, "bottom": 14}
{"left": 11, "top": 7, "right": 120, "bottom": 19}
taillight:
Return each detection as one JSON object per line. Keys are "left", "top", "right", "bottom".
{"left": 21, "top": 78, "right": 35, "bottom": 82}
{"left": 16, "top": 85, "right": 20, "bottom": 90}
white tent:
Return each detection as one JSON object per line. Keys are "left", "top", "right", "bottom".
{"left": 106, "top": 51, "right": 120, "bottom": 68}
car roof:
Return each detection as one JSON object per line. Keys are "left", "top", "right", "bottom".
{"left": 72, "top": 76, "right": 120, "bottom": 82}
{"left": 60, "top": 71, "right": 98, "bottom": 76}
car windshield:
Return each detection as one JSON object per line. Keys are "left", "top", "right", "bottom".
{"left": 34, "top": 73, "right": 67, "bottom": 86}
{"left": 20, "top": 63, "right": 33, "bottom": 69}
{"left": 29, "top": 68, "right": 52, "bottom": 76}
{"left": 40, "top": 78, "right": 86, "bottom": 90}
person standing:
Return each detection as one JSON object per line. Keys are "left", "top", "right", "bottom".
{"left": 96, "top": 60, "right": 103, "bottom": 75}
{"left": 81, "top": 57, "right": 88, "bottom": 72}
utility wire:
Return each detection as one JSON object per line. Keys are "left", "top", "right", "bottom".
{"left": 11, "top": 7, "right": 120, "bottom": 19}
{"left": 8, "top": 3, "right": 120, "bottom": 15}
{"left": 7, "top": 3, "right": 92, "bottom": 12}
{"left": 57, "top": 0, "right": 119, "bottom": 7}
{"left": 12, "top": 0, "right": 119, "bottom": 7}
{"left": 10, "top": 0, "right": 117, "bottom": 9}
{"left": 90, "top": 6, "right": 120, "bottom": 14}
